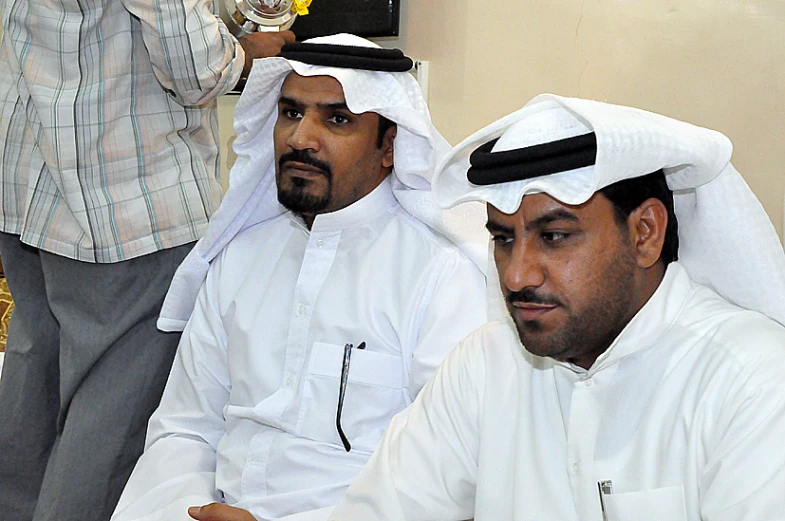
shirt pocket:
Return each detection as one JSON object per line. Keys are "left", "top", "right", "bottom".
{"left": 603, "top": 485, "right": 687, "bottom": 521}
{"left": 297, "top": 342, "right": 406, "bottom": 453}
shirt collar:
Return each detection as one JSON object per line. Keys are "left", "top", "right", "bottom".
{"left": 561, "top": 261, "right": 695, "bottom": 375}
{"left": 300, "top": 176, "right": 397, "bottom": 232}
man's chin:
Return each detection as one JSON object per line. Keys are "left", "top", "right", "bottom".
{"left": 515, "top": 323, "right": 562, "bottom": 359}
{"left": 277, "top": 187, "right": 329, "bottom": 215}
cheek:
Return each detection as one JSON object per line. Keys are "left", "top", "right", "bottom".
{"left": 556, "top": 251, "right": 614, "bottom": 306}
{"left": 273, "top": 124, "right": 290, "bottom": 153}
{"left": 493, "top": 247, "right": 512, "bottom": 288}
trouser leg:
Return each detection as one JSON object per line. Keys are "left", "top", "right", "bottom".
{"left": 0, "top": 240, "right": 191, "bottom": 521}
{"left": 30, "top": 243, "right": 193, "bottom": 521}
{"left": 0, "top": 234, "right": 60, "bottom": 521}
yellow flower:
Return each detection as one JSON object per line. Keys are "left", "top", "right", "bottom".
{"left": 293, "top": 0, "right": 312, "bottom": 16}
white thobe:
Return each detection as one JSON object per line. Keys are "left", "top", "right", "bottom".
{"left": 111, "top": 178, "right": 487, "bottom": 521}
{"left": 330, "top": 263, "right": 785, "bottom": 521}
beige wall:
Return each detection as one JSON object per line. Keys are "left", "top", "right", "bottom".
{"left": 375, "top": 0, "right": 785, "bottom": 239}
{"left": 5, "top": 3, "right": 783, "bottom": 236}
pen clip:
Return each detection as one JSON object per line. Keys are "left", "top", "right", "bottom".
{"left": 597, "top": 480, "right": 613, "bottom": 521}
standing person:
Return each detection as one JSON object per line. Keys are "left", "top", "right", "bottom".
{"left": 0, "top": 1, "right": 293, "bottom": 520}
{"left": 110, "top": 34, "right": 488, "bottom": 521}
{"left": 328, "top": 95, "right": 785, "bottom": 521}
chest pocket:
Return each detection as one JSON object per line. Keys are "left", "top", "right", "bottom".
{"left": 297, "top": 342, "right": 406, "bottom": 453}
{"left": 603, "top": 485, "right": 687, "bottom": 521}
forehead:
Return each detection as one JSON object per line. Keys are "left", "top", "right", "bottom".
{"left": 279, "top": 72, "right": 348, "bottom": 107}
{"left": 487, "top": 192, "right": 616, "bottom": 227}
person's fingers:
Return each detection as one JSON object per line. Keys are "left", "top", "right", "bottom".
{"left": 188, "top": 502, "right": 257, "bottom": 521}
{"left": 279, "top": 30, "right": 296, "bottom": 44}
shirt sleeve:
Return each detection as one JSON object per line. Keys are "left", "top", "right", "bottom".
{"left": 329, "top": 335, "right": 485, "bottom": 521}
{"left": 406, "top": 250, "right": 487, "bottom": 399}
{"left": 699, "top": 319, "right": 785, "bottom": 521}
{"left": 119, "top": 0, "right": 244, "bottom": 106}
{"left": 111, "top": 261, "right": 230, "bottom": 521}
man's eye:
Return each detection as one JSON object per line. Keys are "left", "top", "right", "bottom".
{"left": 541, "top": 231, "right": 568, "bottom": 243}
{"left": 329, "top": 114, "right": 351, "bottom": 125}
{"left": 491, "top": 235, "right": 514, "bottom": 245}
{"left": 282, "top": 108, "right": 301, "bottom": 120}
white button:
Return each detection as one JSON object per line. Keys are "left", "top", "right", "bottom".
{"left": 296, "top": 304, "right": 305, "bottom": 316}
{"left": 572, "top": 462, "right": 580, "bottom": 474}
{"left": 285, "top": 377, "right": 293, "bottom": 386}
{"left": 316, "top": 239, "right": 324, "bottom": 248}
{"left": 583, "top": 378, "right": 594, "bottom": 388}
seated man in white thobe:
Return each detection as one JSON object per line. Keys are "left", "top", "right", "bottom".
{"left": 328, "top": 95, "right": 785, "bottom": 521}
{"left": 110, "top": 34, "right": 488, "bottom": 521}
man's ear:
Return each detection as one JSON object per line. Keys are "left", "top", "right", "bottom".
{"left": 381, "top": 125, "right": 397, "bottom": 169}
{"left": 628, "top": 198, "right": 668, "bottom": 269}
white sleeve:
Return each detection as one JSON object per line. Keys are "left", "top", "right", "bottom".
{"left": 700, "top": 322, "right": 785, "bottom": 520}
{"left": 120, "top": 0, "right": 244, "bottom": 105}
{"left": 329, "top": 337, "right": 484, "bottom": 521}
{"left": 407, "top": 250, "right": 487, "bottom": 399}
{"left": 112, "top": 263, "right": 230, "bottom": 521}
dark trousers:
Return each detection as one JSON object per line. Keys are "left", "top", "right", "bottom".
{"left": 0, "top": 234, "right": 192, "bottom": 521}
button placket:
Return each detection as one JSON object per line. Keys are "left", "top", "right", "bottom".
{"left": 566, "top": 383, "right": 603, "bottom": 520}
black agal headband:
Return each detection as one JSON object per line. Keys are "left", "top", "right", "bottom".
{"left": 278, "top": 43, "right": 414, "bottom": 72}
{"left": 467, "top": 132, "right": 598, "bottom": 186}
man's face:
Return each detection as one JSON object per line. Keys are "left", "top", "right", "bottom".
{"left": 273, "top": 73, "right": 395, "bottom": 221}
{"left": 486, "top": 192, "right": 643, "bottom": 369}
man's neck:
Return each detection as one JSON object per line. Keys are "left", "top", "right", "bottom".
{"left": 300, "top": 213, "right": 316, "bottom": 230}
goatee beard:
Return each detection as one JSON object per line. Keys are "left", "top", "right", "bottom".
{"left": 277, "top": 177, "right": 330, "bottom": 214}
{"left": 277, "top": 150, "right": 333, "bottom": 214}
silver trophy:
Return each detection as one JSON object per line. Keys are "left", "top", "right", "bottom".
{"left": 218, "top": 0, "right": 299, "bottom": 37}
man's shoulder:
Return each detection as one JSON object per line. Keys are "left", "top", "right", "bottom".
{"left": 705, "top": 307, "right": 785, "bottom": 370}
{"left": 457, "top": 320, "right": 527, "bottom": 367}
{"left": 223, "top": 212, "right": 292, "bottom": 248}
{"left": 209, "top": 212, "right": 292, "bottom": 271}
{"left": 677, "top": 281, "right": 785, "bottom": 382}
{"left": 384, "top": 206, "right": 477, "bottom": 265}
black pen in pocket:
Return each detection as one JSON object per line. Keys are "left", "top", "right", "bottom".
{"left": 336, "top": 341, "right": 366, "bottom": 451}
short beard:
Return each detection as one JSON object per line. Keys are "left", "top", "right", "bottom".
{"left": 276, "top": 150, "right": 332, "bottom": 214}
{"left": 509, "top": 248, "right": 638, "bottom": 365}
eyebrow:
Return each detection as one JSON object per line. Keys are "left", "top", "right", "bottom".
{"left": 485, "top": 208, "right": 579, "bottom": 235}
{"left": 524, "top": 208, "right": 579, "bottom": 231}
{"left": 485, "top": 220, "right": 514, "bottom": 235}
{"left": 278, "top": 95, "right": 351, "bottom": 112}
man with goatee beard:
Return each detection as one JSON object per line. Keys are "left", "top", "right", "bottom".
{"left": 110, "top": 34, "right": 488, "bottom": 521}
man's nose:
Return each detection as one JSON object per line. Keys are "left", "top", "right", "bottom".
{"left": 287, "top": 116, "right": 320, "bottom": 151}
{"left": 501, "top": 242, "right": 545, "bottom": 293}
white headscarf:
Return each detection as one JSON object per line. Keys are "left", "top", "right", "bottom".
{"left": 433, "top": 94, "right": 785, "bottom": 327}
{"left": 158, "top": 33, "right": 487, "bottom": 332}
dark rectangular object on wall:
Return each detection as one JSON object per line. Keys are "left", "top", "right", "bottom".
{"left": 291, "top": 0, "right": 400, "bottom": 39}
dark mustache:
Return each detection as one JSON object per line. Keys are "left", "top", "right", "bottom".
{"left": 506, "top": 288, "right": 561, "bottom": 307}
{"left": 279, "top": 150, "right": 332, "bottom": 179}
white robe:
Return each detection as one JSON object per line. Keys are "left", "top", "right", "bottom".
{"left": 111, "top": 178, "right": 487, "bottom": 521}
{"left": 330, "top": 262, "right": 785, "bottom": 521}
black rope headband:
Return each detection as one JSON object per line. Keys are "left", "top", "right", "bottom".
{"left": 467, "top": 132, "right": 597, "bottom": 186}
{"left": 278, "top": 43, "right": 413, "bottom": 72}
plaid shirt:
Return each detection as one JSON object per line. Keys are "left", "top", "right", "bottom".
{"left": 0, "top": 0, "right": 244, "bottom": 262}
